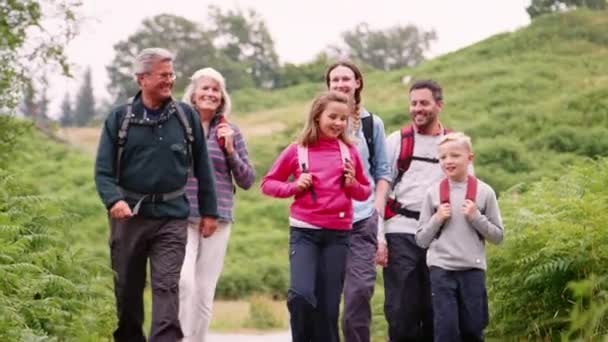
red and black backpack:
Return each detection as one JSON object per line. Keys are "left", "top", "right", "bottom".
{"left": 384, "top": 124, "right": 452, "bottom": 220}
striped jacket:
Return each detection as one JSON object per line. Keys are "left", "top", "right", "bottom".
{"left": 186, "top": 114, "right": 255, "bottom": 221}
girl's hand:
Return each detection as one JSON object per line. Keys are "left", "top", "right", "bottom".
{"left": 295, "top": 173, "right": 313, "bottom": 192}
{"left": 217, "top": 123, "right": 235, "bottom": 155}
{"left": 435, "top": 203, "right": 451, "bottom": 224}
{"left": 343, "top": 159, "right": 356, "bottom": 187}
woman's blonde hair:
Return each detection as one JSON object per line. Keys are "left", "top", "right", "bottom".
{"left": 296, "top": 91, "right": 354, "bottom": 146}
{"left": 182, "top": 67, "right": 232, "bottom": 117}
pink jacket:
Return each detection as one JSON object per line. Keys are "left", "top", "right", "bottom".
{"left": 261, "top": 137, "right": 371, "bottom": 230}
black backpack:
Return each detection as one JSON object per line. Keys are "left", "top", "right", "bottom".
{"left": 115, "top": 97, "right": 194, "bottom": 182}
{"left": 361, "top": 114, "right": 375, "bottom": 175}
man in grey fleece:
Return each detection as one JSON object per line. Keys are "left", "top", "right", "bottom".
{"left": 416, "top": 132, "right": 503, "bottom": 342}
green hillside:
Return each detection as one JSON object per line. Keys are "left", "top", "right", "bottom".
{"left": 2, "top": 9, "right": 608, "bottom": 340}
{"left": 224, "top": 8, "right": 608, "bottom": 298}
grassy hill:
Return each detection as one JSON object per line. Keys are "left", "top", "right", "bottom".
{"left": 2, "top": 9, "right": 608, "bottom": 340}
{"left": 223, "top": 8, "right": 608, "bottom": 299}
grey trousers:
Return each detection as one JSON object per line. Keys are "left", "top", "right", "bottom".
{"left": 109, "top": 216, "right": 187, "bottom": 342}
{"left": 342, "top": 212, "right": 378, "bottom": 342}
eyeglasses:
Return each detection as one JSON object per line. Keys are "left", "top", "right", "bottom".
{"left": 146, "top": 72, "right": 176, "bottom": 81}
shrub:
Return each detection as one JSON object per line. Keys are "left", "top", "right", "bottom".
{"left": 486, "top": 158, "right": 608, "bottom": 339}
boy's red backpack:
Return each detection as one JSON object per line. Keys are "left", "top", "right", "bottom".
{"left": 437, "top": 175, "right": 483, "bottom": 240}
{"left": 439, "top": 175, "right": 478, "bottom": 204}
{"left": 384, "top": 124, "right": 452, "bottom": 220}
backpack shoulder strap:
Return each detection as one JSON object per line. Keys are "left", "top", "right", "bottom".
{"left": 440, "top": 175, "right": 478, "bottom": 204}
{"left": 466, "top": 175, "right": 478, "bottom": 202}
{"left": 361, "top": 114, "right": 374, "bottom": 174}
{"left": 216, "top": 115, "right": 228, "bottom": 152}
{"left": 297, "top": 144, "right": 309, "bottom": 172}
{"left": 116, "top": 97, "right": 134, "bottom": 182}
{"left": 173, "top": 102, "right": 194, "bottom": 143}
{"left": 395, "top": 124, "right": 415, "bottom": 185}
{"left": 338, "top": 139, "right": 351, "bottom": 165}
{"left": 173, "top": 102, "right": 194, "bottom": 167}
{"left": 439, "top": 178, "right": 450, "bottom": 204}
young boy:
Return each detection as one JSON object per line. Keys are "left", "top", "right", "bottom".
{"left": 416, "top": 132, "right": 504, "bottom": 342}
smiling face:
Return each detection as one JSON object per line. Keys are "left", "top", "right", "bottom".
{"left": 409, "top": 88, "right": 443, "bottom": 131}
{"left": 327, "top": 65, "right": 361, "bottom": 103}
{"left": 317, "top": 101, "right": 349, "bottom": 139}
{"left": 439, "top": 140, "right": 473, "bottom": 182}
{"left": 192, "top": 76, "right": 223, "bottom": 119}
{"left": 139, "top": 59, "right": 174, "bottom": 103}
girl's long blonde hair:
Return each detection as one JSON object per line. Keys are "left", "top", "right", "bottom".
{"left": 296, "top": 91, "right": 354, "bottom": 147}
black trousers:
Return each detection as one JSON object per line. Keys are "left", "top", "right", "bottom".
{"left": 383, "top": 233, "right": 433, "bottom": 342}
{"left": 287, "top": 227, "right": 350, "bottom": 342}
{"left": 429, "top": 267, "right": 488, "bottom": 342}
{"left": 109, "top": 216, "right": 187, "bottom": 342}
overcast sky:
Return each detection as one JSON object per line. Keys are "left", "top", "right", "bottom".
{"left": 49, "top": 0, "right": 531, "bottom": 117}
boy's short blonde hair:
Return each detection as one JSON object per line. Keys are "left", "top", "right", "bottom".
{"left": 439, "top": 132, "right": 473, "bottom": 152}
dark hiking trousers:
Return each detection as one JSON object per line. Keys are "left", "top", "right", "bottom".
{"left": 287, "top": 227, "right": 350, "bottom": 342}
{"left": 429, "top": 267, "right": 488, "bottom": 342}
{"left": 342, "top": 212, "right": 378, "bottom": 342}
{"left": 383, "top": 233, "right": 433, "bottom": 342}
{"left": 109, "top": 216, "right": 187, "bottom": 342}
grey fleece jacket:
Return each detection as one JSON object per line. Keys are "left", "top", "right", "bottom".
{"left": 416, "top": 178, "right": 504, "bottom": 271}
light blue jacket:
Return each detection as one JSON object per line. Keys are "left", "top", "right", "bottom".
{"left": 353, "top": 109, "right": 392, "bottom": 223}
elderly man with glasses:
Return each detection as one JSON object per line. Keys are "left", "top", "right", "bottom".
{"left": 95, "top": 47, "right": 218, "bottom": 342}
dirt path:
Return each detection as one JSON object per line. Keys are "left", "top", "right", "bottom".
{"left": 207, "top": 330, "right": 291, "bottom": 342}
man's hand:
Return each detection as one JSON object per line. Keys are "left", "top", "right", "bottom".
{"left": 110, "top": 200, "right": 133, "bottom": 219}
{"left": 376, "top": 242, "right": 388, "bottom": 267}
{"left": 199, "top": 216, "right": 218, "bottom": 238}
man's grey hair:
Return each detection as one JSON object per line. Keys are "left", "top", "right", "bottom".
{"left": 132, "top": 48, "right": 175, "bottom": 80}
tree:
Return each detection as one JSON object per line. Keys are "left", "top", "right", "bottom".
{"left": 37, "top": 87, "right": 49, "bottom": 121}
{"left": 527, "top": 0, "right": 607, "bottom": 18}
{"left": 0, "top": 0, "right": 79, "bottom": 112}
{"left": 331, "top": 23, "right": 437, "bottom": 71}
{"left": 59, "top": 92, "right": 73, "bottom": 126}
{"left": 73, "top": 67, "right": 95, "bottom": 126}
{"left": 208, "top": 6, "right": 279, "bottom": 88}
{"left": 19, "top": 78, "right": 37, "bottom": 118}
{"left": 275, "top": 53, "right": 329, "bottom": 88}
{"left": 106, "top": 14, "right": 252, "bottom": 101}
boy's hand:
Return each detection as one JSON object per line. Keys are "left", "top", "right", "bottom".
{"left": 435, "top": 203, "right": 451, "bottom": 223}
{"left": 462, "top": 199, "right": 478, "bottom": 221}
{"left": 343, "top": 159, "right": 356, "bottom": 187}
{"left": 295, "top": 173, "right": 313, "bottom": 192}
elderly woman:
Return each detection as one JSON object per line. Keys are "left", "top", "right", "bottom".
{"left": 179, "top": 67, "right": 255, "bottom": 341}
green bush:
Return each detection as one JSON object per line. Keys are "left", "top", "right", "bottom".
{"left": 475, "top": 137, "right": 533, "bottom": 173}
{"left": 486, "top": 158, "right": 608, "bottom": 339}
{"left": 0, "top": 119, "right": 114, "bottom": 341}
{"left": 563, "top": 275, "right": 608, "bottom": 341}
